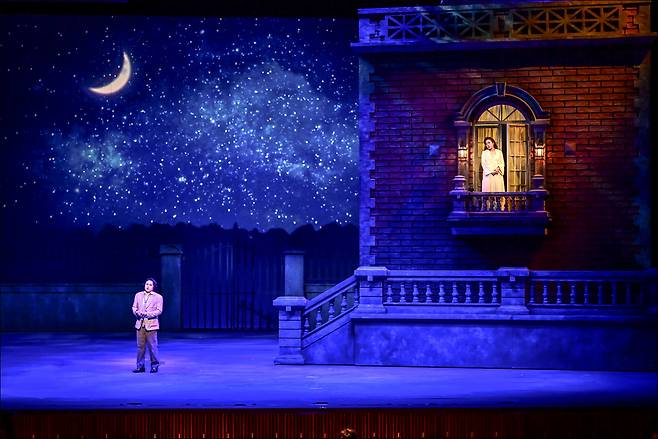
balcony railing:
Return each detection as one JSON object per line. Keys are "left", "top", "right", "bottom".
{"left": 467, "top": 192, "right": 531, "bottom": 212}
{"left": 448, "top": 190, "right": 550, "bottom": 235}
{"left": 354, "top": 1, "right": 653, "bottom": 51}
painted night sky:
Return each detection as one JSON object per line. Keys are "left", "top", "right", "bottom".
{"left": 0, "top": 15, "right": 359, "bottom": 232}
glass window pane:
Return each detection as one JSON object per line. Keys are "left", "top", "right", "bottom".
{"left": 474, "top": 126, "right": 500, "bottom": 192}
{"left": 507, "top": 124, "right": 528, "bottom": 192}
{"left": 473, "top": 104, "right": 529, "bottom": 192}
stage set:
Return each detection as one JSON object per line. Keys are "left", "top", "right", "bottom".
{"left": 1, "top": 0, "right": 658, "bottom": 438}
{"left": 0, "top": 331, "right": 655, "bottom": 438}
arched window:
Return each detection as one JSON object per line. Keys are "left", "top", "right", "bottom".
{"left": 454, "top": 82, "right": 550, "bottom": 194}
{"left": 473, "top": 104, "right": 529, "bottom": 192}
{"left": 449, "top": 83, "right": 551, "bottom": 235}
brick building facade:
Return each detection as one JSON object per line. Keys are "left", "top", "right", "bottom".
{"left": 355, "top": 2, "right": 653, "bottom": 270}
{"left": 274, "top": 1, "right": 656, "bottom": 370}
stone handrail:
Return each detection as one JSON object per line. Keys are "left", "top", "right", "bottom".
{"left": 273, "top": 267, "right": 656, "bottom": 364}
{"left": 528, "top": 269, "right": 657, "bottom": 308}
{"left": 385, "top": 270, "right": 500, "bottom": 305}
{"left": 302, "top": 275, "right": 359, "bottom": 335}
{"left": 380, "top": 269, "right": 656, "bottom": 313}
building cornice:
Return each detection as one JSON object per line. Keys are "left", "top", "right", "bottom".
{"left": 353, "top": 0, "right": 654, "bottom": 53}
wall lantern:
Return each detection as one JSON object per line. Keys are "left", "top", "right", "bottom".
{"left": 535, "top": 143, "right": 545, "bottom": 158}
{"left": 458, "top": 144, "right": 468, "bottom": 159}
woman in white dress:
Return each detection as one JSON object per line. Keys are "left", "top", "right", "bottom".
{"left": 481, "top": 137, "right": 505, "bottom": 192}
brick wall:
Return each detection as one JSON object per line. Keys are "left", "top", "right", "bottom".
{"left": 363, "top": 54, "right": 646, "bottom": 270}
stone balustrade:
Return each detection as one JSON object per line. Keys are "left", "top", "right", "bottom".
{"left": 468, "top": 192, "right": 528, "bottom": 212}
{"left": 384, "top": 272, "right": 500, "bottom": 305}
{"left": 274, "top": 266, "right": 656, "bottom": 365}
{"left": 302, "top": 275, "right": 359, "bottom": 335}
{"left": 528, "top": 270, "right": 656, "bottom": 308}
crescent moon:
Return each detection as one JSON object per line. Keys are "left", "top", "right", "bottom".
{"left": 89, "top": 52, "right": 131, "bottom": 95}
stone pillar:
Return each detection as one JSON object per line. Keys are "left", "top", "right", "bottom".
{"left": 496, "top": 267, "right": 530, "bottom": 314}
{"left": 160, "top": 244, "right": 183, "bottom": 330}
{"left": 529, "top": 132, "right": 549, "bottom": 224}
{"left": 531, "top": 125, "right": 547, "bottom": 191}
{"left": 284, "top": 250, "right": 305, "bottom": 296}
{"left": 449, "top": 176, "right": 468, "bottom": 219}
{"left": 273, "top": 296, "right": 308, "bottom": 364}
{"left": 353, "top": 266, "right": 388, "bottom": 314}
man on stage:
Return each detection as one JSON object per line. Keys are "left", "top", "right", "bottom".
{"left": 131, "top": 277, "right": 163, "bottom": 373}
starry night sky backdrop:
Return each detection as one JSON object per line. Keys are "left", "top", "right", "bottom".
{"left": 0, "top": 15, "right": 358, "bottom": 232}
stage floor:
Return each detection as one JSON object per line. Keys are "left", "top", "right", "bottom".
{"left": 1, "top": 332, "right": 655, "bottom": 410}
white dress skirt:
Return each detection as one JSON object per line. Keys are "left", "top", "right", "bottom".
{"left": 481, "top": 148, "right": 505, "bottom": 192}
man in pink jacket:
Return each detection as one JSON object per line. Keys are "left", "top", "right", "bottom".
{"left": 132, "top": 278, "right": 163, "bottom": 373}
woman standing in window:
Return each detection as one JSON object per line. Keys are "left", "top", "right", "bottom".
{"left": 481, "top": 137, "right": 505, "bottom": 192}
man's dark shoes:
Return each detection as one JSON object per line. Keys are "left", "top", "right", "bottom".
{"left": 132, "top": 367, "right": 145, "bottom": 373}
{"left": 150, "top": 365, "right": 159, "bottom": 373}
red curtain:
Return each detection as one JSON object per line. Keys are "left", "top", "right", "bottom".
{"left": 4, "top": 408, "right": 655, "bottom": 439}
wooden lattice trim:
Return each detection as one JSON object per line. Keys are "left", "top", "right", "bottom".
{"left": 360, "top": 2, "right": 651, "bottom": 44}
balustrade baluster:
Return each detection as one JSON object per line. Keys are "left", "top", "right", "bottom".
{"left": 529, "top": 282, "right": 535, "bottom": 304}
{"left": 328, "top": 300, "right": 335, "bottom": 320}
{"left": 611, "top": 282, "right": 618, "bottom": 305}
{"left": 426, "top": 284, "right": 433, "bottom": 303}
{"left": 354, "top": 287, "right": 359, "bottom": 306}
{"left": 492, "top": 283, "right": 499, "bottom": 304}
{"left": 556, "top": 283, "right": 562, "bottom": 304}
{"left": 412, "top": 283, "right": 419, "bottom": 303}
{"left": 303, "top": 315, "right": 310, "bottom": 334}
{"left": 478, "top": 282, "right": 485, "bottom": 304}
{"left": 625, "top": 283, "right": 632, "bottom": 305}
{"left": 315, "top": 308, "right": 323, "bottom": 327}
{"left": 386, "top": 284, "right": 393, "bottom": 304}
{"left": 439, "top": 283, "right": 446, "bottom": 303}
{"left": 401, "top": 283, "right": 409, "bottom": 304}
{"left": 570, "top": 283, "right": 576, "bottom": 305}
{"left": 598, "top": 282, "right": 604, "bottom": 304}
{"left": 341, "top": 292, "right": 348, "bottom": 311}
{"left": 452, "top": 282, "right": 459, "bottom": 303}
{"left": 584, "top": 283, "right": 590, "bottom": 304}
{"left": 465, "top": 283, "right": 472, "bottom": 303}
{"left": 542, "top": 283, "right": 548, "bottom": 304}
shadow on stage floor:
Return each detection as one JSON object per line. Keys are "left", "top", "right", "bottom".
{"left": 1, "top": 332, "right": 656, "bottom": 438}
